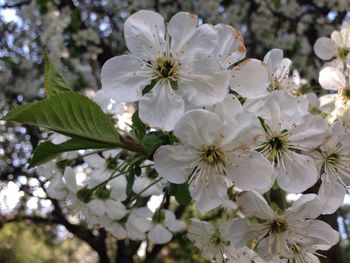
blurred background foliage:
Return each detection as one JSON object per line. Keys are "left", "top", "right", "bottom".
{"left": 1, "top": 0, "right": 350, "bottom": 262}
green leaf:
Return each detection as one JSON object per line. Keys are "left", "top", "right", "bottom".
{"left": 29, "top": 137, "right": 116, "bottom": 168}
{"left": 143, "top": 132, "right": 171, "bottom": 153}
{"left": 142, "top": 79, "right": 158, "bottom": 95}
{"left": 131, "top": 110, "right": 146, "bottom": 141}
{"left": 44, "top": 52, "right": 71, "bottom": 97}
{"left": 126, "top": 173, "right": 135, "bottom": 195}
{"left": 169, "top": 183, "right": 192, "bottom": 205}
{"left": 4, "top": 92, "right": 120, "bottom": 145}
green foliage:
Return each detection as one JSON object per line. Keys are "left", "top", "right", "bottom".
{"left": 131, "top": 110, "right": 146, "bottom": 142}
{"left": 29, "top": 137, "right": 115, "bottom": 168}
{"left": 44, "top": 53, "right": 72, "bottom": 97}
{"left": 0, "top": 222, "right": 96, "bottom": 263}
{"left": 4, "top": 92, "right": 120, "bottom": 145}
{"left": 142, "top": 79, "right": 158, "bottom": 96}
{"left": 169, "top": 183, "right": 192, "bottom": 205}
{"left": 143, "top": 131, "right": 174, "bottom": 154}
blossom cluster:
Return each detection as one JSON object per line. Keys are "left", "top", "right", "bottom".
{"left": 35, "top": 10, "right": 350, "bottom": 262}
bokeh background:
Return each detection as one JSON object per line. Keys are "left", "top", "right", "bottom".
{"left": 1, "top": 0, "right": 350, "bottom": 262}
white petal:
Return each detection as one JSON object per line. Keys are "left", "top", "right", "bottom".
{"left": 318, "top": 174, "right": 346, "bottom": 215}
{"left": 167, "top": 12, "right": 197, "bottom": 54}
{"left": 83, "top": 154, "right": 105, "bottom": 168}
{"left": 189, "top": 173, "right": 228, "bottom": 212}
{"left": 276, "top": 58, "right": 292, "bottom": 81}
{"left": 214, "top": 24, "right": 246, "bottom": 68}
{"left": 319, "top": 93, "right": 337, "bottom": 113}
{"left": 285, "top": 194, "right": 323, "bottom": 221}
{"left": 154, "top": 144, "right": 197, "bottom": 184}
{"left": 174, "top": 24, "right": 217, "bottom": 61}
{"left": 319, "top": 66, "right": 346, "bottom": 91}
{"left": 63, "top": 167, "right": 77, "bottom": 193}
{"left": 230, "top": 59, "right": 270, "bottom": 98}
{"left": 179, "top": 57, "right": 229, "bottom": 106}
{"left": 109, "top": 175, "right": 127, "bottom": 201}
{"left": 108, "top": 222, "right": 127, "bottom": 240}
{"left": 187, "top": 219, "right": 215, "bottom": 248}
{"left": 46, "top": 175, "right": 66, "bottom": 200}
{"left": 228, "top": 219, "right": 268, "bottom": 248}
{"left": 124, "top": 10, "right": 165, "bottom": 60}
{"left": 133, "top": 176, "right": 164, "bottom": 197}
{"left": 314, "top": 37, "right": 337, "bottom": 60}
{"left": 174, "top": 109, "right": 223, "bottom": 147}
{"left": 139, "top": 82, "right": 185, "bottom": 131}
{"left": 263, "top": 48, "right": 284, "bottom": 74}
{"left": 276, "top": 152, "right": 318, "bottom": 193}
{"left": 88, "top": 199, "right": 106, "bottom": 216}
{"left": 148, "top": 224, "right": 173, "bottom": 244}
{"left": 298, "top": 220, "right": 339, "bottom": 250}
{"left": 166, "top": 220, "right": 186, "bottom": 232}
{"left": 226, "top": 150, "right": 274, "bottom": 193}
{"left": 288, "top": 115, "right": 331, "bottom": 150}
{"left": 331, "top": 30, "right": 342, "bottom": 45}
{"left": 222, "top": 111, "right": 262, "bottom": 146}
{"left": 236, "top": 191, "right": 275, "bottom": 219}
{"left": 101, "top": 55, "right": 152, "bottom": 102}
{"left": 132, "top": 217, "right": 153, "bottom": 233}
{"left": 204, "top": 94, "right": 243, "bottom": 123}
{"left": 105, "top": 200, "right": 127, "bottom": 220}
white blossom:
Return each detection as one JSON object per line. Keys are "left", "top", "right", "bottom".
{"left": 229, "top": 191, "right": 339, "bottom": 261}
{"left": 154, "top": 109, "right": 273, "bottom": 211}
{"left": 101, "top": 10, "right": 229, "bottom": 131}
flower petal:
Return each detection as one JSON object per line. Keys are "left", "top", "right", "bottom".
{"left": 230, "top": 59, "right": 270, "bottom": 98}
{"left": 285, "top": 194, "right": 323, "bottom": 221}
{"left": 168, "top": 12, "right": 198, "bottom": 54}
{"left": 228, "top": 218, "right": 268, "bottom": 248}
{"left": 174, "top": 24, "right": 217, "bottom": 61}
{"left": 179, "top": 57, "right": 229, "bottom": 106}
{"left": 319, "top": 66, "right": 346, "bottom": 91}
{"left": 276, "top": 152, "right": 318, "bottom": 193}
{"left": 226, "top": 150, "right": 274, "bottom": 193}
{"left": 314, "top": 37, "right": 337, "bottom": 60}
{"left": 84, "top": 154, "right": 105, "bottom": 168}
{"left": 105, "top": 200, "right": 127, "bottom": 220}
{"left": 174, "top": 109, "right": 223, "bottom": 147}
{"left": 288, "top": 115, "right": 331, "bottom": 150}
{"left": 213, "top": 24, "right": 246, "bottom": 68}
{"left": 297, "top": 220, "right": 339, "bottom": 250}
{"left": 318, "top": 174, "right": 346, "bottom": 215}
{"left": 124, "top": 10, "right": 166, "bottom": 60}
{"left": 139, "top": 82, "right": 185, "bottom": 131}
{"left": 236, "top": 191, "right": 276, "bottom": 219}
{"left": 263, "top": 48, "right": 284, "bottom": 74}
{"left": 154, "top": 144, "right": 197, "bottom": 184}
{"left": 101, "top": 55, "right": 152, "bottom": 102}
{"left": 148, "top": 224, "right": 173, "bottom": 244}
{"left": 204, "top": 94, "right": 243, "bottom": 123}
{"left": 189, "top": 173, "right": 228, "bottom": 212}
{"left": 88, "top": 199, "right": 105, "bottom": 216}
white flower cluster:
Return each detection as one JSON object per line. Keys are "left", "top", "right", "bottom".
{"left": 37, "top": 10, "right": 350, "bottom": 262}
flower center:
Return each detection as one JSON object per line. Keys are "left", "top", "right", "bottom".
{"left": 342, "top": 88, "right": 350, "bottom": 100}
{"left": 327, "top": 152, "right": 339, "bottom": 165}
{"left": 268, "top": 78, "right": 283, "bottom": 92}
{"left": 338, "top": 47, "right": 350, "bottom": 61}
{"left": 269, "top": 217, "right": 288, "bottom": 234}
{"left": 258, "top": 130, "right": 289, "bottom": 164}
{"left": 154, "top": 57, "right": 179, "bottom": 80}
{"left": 200, "top": 145, "right": 225, "bottom": 165}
